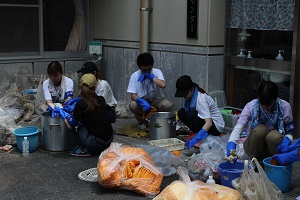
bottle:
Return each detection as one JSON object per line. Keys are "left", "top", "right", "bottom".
{"left": 237, "top": 49, "right": 246, "bottom": 57}
{"left": 276, "top": 50, "right": 284, "bottom": 61}
{"left": 247, "top": 51, "right": 252, "bottom": 58}
{"left": 206, "top": 175, "right": 216, "bottom": 184}
{"left": 22, "top": 137, "right": 29, "bottom": 157}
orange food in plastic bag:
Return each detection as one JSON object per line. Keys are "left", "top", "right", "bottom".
{"left": 172, "top": 150, "right": 181, "bottom": 157}
{"left": 97, "top": 142, "right": 163, "bottom": 198}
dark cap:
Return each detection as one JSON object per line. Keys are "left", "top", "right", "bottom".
{"left": 77, "top": 62, "right": 99, "bottom": 73}
{"left": 175, "top": 75, "right": 194, "bottom": 97}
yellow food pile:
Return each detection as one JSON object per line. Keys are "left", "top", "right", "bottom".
{"left": 154, "top": 180, "right": 243, "bottom": 200}
{"left": 153, "top": 167, "right": 243, "bottom": 200}
{"left": 97, "top": 142, "right": 163, "bottom": 197}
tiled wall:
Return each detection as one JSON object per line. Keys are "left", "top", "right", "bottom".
{"left": 101, "top": 41, "right": 225, "bottom": 111}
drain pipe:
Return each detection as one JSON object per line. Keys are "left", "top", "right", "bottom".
{"left": 140, "top": 0, "right": 152, "bottom": 53}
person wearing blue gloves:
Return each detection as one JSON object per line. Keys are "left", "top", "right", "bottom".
{"left": 43, "top": 61, "right": 74, "bottom": 109}
{"left": 77, "top": 62, "right": 118, "bottom": 123}
{"left": 127, "top": 52, "right": 173, "bottom": 129}
{"left": 175, "top": 75, "right": 225, "bottom": 149}
{"left": 227, "top": 81, "right": 295, "bottom": 161}
{"left": 53, "top": 74, "right": 114, "bottom": 156}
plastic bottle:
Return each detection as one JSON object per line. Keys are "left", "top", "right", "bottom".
{"left": 247, "top": 51, "right": 252, "bottom": 58}
{"left": 206, "top": 175, "right": 216, "bottom": 184}
{"left": 237, "top": 49, "right": 246, "bottom": 57}
{"left": 22, "top": 137, "right": 29, "bottom": 157}
{"left": 276, "top": 50, "right": 284, "bottom": 61}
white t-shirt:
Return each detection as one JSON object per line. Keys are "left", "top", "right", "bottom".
{"left": 127, "top": 68, "right": 165, "bottom": 101}
{"left": 196, "top": 92, "right": 225, "bottom": 132}
{"left": 95, "top": 79, "right": 118, "bottom": 107}
{"left": 43, "top": 76, "right": 74, "bottom": 103}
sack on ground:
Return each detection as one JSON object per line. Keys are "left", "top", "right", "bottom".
{"left": 153, "top": 166, "right": 243, "bottom": 200}
{"left": 97, "top": 142, "right": 163, "bottom": 198}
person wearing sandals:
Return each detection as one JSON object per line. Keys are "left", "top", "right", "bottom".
{"left": 175, "top": 75, "right": 225, "bottom": 149}
{"left": 53, "top": 74, "right": 113, "bottom": 156}
{"left": 77, "top": 62, "right": 118, "bottom": 123}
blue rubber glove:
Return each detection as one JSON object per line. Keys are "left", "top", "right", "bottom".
{"left": 138, "top": 74, "right": 147, "bottom": 82}
{"left": 272, "top": 148, "right": 300, "bottom": 165}
{"left": 226, "top": 141, "right": 236, "bottom": 156}
{"left": 64, "top": 97, "right": 81, "bottom": 106}
{"left": 58, "top": 108, "right": 70, "bottom": 120}
{"left": 52, "top": 107, "right": 62, "bottom": 118}
{"left": 185, "top": 128, "right": 208, "bottom": 149}
{"left": 136, "top": 98, "right": 151, "bottom": 113}
{"left": 65, "top": 114, "right": 80, "bottom": 128}
{"left": 63, "top": 104, "right": 76, "bottom": 113}
{"left": 47, "top": 105, "right": 53, "bottom": 112}
{"left": 145, "top": 73, "right": 155, "bottom": 81}
{"left": 281, "top": 138, "right": 300, "bottom": 153}
{"left": 277, "top": 136, "right": 292, "bottom": 153}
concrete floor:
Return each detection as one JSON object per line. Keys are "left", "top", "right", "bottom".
{"left": 0, "top": 117, "right": 299, "bottom": 199}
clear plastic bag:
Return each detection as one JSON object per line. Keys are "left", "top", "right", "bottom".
{"left": 139, "top": 145, "right": 184, "bottom": 177}
{"left": 199, "top": 134, "right": 230, "bottom": 156}
{"left": 153, "top": 166, "right": 243, "bottom": 200}
{"left": 188, "top": 148, "right": 224, "bottom": 181}
{"left": 238, "top": 158, "right": 283, "bottom": 200}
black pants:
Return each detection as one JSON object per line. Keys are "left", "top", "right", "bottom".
{"left": 107, "top": 106, "right": 117, "bottom": 123}
{"left": 177, "top": 108, "right": 221, "bottom": 136}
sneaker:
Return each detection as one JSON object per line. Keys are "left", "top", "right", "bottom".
{"left": 137, "top": 123, "right": 147, "bottom": 130}
{"left": 70, "top": 147, "right": 92, "bottom": 157}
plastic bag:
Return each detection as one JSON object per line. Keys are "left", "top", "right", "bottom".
{"left": 199, "top": 134, "right": 230, "bottom": 156}
{"left": 153, "top": 166, "right": 243, "bottom": 200}
{"left": 115, "top": 100, "right": 130, "bottom": 118}
{"left": 97, "top": 142, "right": 163, "bottom": 198}
{"left": 139, "top": 145, "right": 184, "bottom": 177}
{"left": 238, "top": 158, "right": 283, "bottom": 200}
{"left": 236, "top": 137, "right": 250, "bottom": 160}
{"left": 188, "top": 147, "right": 224, "bottom": 181}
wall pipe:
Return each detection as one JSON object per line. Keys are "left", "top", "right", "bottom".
{"left": 140, "top": 0, "right": 152, "bottom": 53}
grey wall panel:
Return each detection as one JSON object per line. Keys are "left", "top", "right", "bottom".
{"left": 2, "top": 63, "right": 33, "bottom": 83}
{"left": 183, "top": 54, "right": 208, "bottom": 91}
{"left": 123, "top": 49, "right": 139, "bottom": 102}
{"left": 160, "top": 52, "right": 182, "bottom": 111}
{"left": 106, "top": 47, "right": 124, "bottom": 102}
{"left": 207, "top": 56, "right": 224, "bottom": 93}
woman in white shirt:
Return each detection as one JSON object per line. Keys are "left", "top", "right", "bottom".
{"left": 175, "top": 75, "right": 225, "bottom": 149}
{"left": 43, "top": 61, "right": 74, "bottom": 109}
{"left": 77, "top": 62, "right": 118, "bottom": 123}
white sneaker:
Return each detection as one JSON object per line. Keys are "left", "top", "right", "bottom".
{"left": 137, "top": 123, "right": 147, "bottom": 130}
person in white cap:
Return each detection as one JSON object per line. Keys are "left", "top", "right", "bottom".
{"left": 77, "top": 62, "right": 118, "bottom": 123}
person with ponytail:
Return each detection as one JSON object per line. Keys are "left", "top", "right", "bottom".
{"left": 175, "top": 75, "right": 225, "bottom": 149}
{"left": 64, "top": 73, "right": 113, "bottom": 156}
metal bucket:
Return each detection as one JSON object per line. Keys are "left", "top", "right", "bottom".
{"left": 41, "top": 111, "right": 74, "bottom": 151}
{"left": 149, "top": 112, "right": 176, "bottom": 140}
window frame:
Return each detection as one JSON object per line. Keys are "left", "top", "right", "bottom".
{"left": 0, "top": 0, "right": 88, "bottom": 62}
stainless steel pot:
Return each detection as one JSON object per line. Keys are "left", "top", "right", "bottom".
{"left": 42, "top": 111, "right": 74, "bottom": 151}
{"left": 149, "top": 112, "right": 176, "bottom": 140}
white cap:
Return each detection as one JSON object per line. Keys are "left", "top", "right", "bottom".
{"left": 24, "top": 137, "right": 27, "bottom": 140}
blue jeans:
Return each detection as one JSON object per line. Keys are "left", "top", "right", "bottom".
{"left": 72, "top": 124, "right": 113, "bottom": 154}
